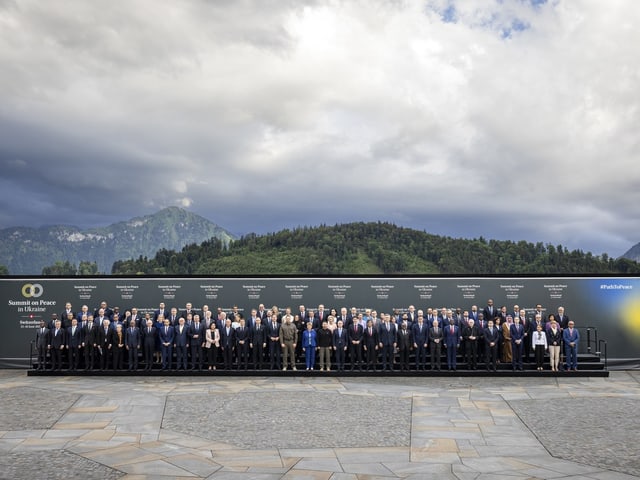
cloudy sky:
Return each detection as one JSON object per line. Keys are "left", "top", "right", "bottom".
{"left": 0, "top": 0, "right": 638, "bottom": 256}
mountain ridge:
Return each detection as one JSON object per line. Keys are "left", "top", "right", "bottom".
{"left": 0, "top": 207, "right": 235, "bottom": 274}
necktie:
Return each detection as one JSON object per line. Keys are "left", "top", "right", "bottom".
{"left": 450, "top": 326, "right": 454, "bottom": 335}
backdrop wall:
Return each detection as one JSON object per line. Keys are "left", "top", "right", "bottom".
{"left": 2, "top": 276, "right": 639, "bottom": 367}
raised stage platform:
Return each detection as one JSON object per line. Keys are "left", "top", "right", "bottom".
{"left": 27, "top": 352, "right": 608, "bottom": 377}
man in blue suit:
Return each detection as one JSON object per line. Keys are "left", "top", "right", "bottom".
{"left": 563, "top": 321, "right": 580, "bottom": 371}
{"left": 510, "top": 316, "right": 525, "bottom": 371}
{"left": 189, "top": 315, "right": 205, "bottom": 371}
{"left": 412, "top": 314, "right": 429, "bottom": 371}
{"left": 66, "top": 318, "right": 83, "bottom": 371}
{"left": 444, "top": 322, "right": 460, "bottom": 371}
{"left": 378, "top": 314, "right": 397, "bottom": 371}
{"left": 125, "top": 319, "right": 141, "bottom": 371}
{"left": 483, "top": 319, "right": 500, "bottom": 371}
{"left": 173, "top": 317, "right": 189, "bottom": 370}
{"left": 333, "top": 320, "right": 349, "bottom": 372}
{"left": 159, "top": 318, "right": 174, "bottom": 371}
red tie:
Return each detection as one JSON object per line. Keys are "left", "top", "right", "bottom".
{"left": 450, "top": 326, "right": 454, "bottom": 334}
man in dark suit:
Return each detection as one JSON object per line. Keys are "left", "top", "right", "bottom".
{"left": 189, "top": 315, "right": 205, "bottom": 371}
{"left": 49, "top": 319, "right": 66, "bottom": 371}
{"left": 154, "top": 302, "right": 168, "bottom": 322}
{"left": 412, "top": 315, "right": 428, "bottom": 371}
{"left": 483, "top": 319, "right": 500, "bottom": 371}
{"left": 97, "top": 318, "right": 112, "bottom": 370}
{"left": 510, "top": 317, "right": 525, "bottom": 371}
{"left": 482, "top": 299, "right": 496, "bottom": 322}
{"left": 444, "top": 321, "right": 460, "bottom": 371}
{"left": 378, "top": 315, "right": 397, "bottom": 371}
{"left": 83, "top": 316, "right": 97, "bottom": 370}
{"left": 94, "top": 301, "right": 113, "bottom": 320}
{"left": 250, "top": 317, "right": 267, "bottom": 369}
{"left": 159, "top": 318, "right": 174, "bottom": 370}
{"left": 66, "top": 318, "right": 83, "bottom": 371}
{"left": 235, "top": 318, "right": 250, "bottom": 370}
{"left": 396, "top": 321, "right": 412, "bottom": 371}
{"left": 174, "top": 317, "right": 189, "bottom": 370}
{"left": 267, "top": 314, "right": 281, "bottom": 370}
{"left": 557, "top": 307, "right": 570, "bottom": 329}
{"left": 142, "top": 319, "right": 156, "bottom": 371}
{"left": 333, "top": 320, "right": 348, "bottom": 372}
{"left": 429, "top": 319, "right": 443, "bottom": 371}
{"left": 125, "top": 320, "right": 140, "bottom": 371}
{"left": 181, "top": 302, "right": 194, "bottom": 321}
{"left": 349, "top": 319, "right": 363, "bottom": 371}
{"left": 220, "top": 318, "right": 235, "bottom": 370}
{"left": 35, "top": 320, "right": 49, "bottom": 370}
{"left": 256, "top": 304, "right": 268, "bottom": 321}
{"left": 363, "top": 319, "right": 378, "bottom": 371}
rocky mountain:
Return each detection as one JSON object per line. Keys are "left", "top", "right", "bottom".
{"left": 620, "top": 242, "right": 640, "bottom": 262}
{"left": 0, "top": 207, "right": 236, "bottom": 274}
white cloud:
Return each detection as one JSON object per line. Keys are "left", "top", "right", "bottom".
{"left": 0, "top": 0, "right": 638, "bottom": 255}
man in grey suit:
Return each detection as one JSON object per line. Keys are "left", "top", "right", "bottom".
{"left": 429, "top": 319, "right": 443, "bottom": 371}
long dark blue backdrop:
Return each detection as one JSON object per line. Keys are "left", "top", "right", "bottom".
{"left": 2, "top": 276, "right": 639, "bottom": 366}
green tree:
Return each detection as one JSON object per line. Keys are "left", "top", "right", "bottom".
{"left": 42, "top": 260, "right": 77, "bottom": 275}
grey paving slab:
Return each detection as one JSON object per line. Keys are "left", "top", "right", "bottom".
{"left": 3, "top": 370, "right": 640, "bottom": 480}
{"left": 0, "top": 386, "right": 79, "bottom": 430}
{"left": 0, "top": 450, "right": 124, "bottom": 479}
{"left": 510, "top": 396, "right": 640, "bottom": 478}
{"left": 163, "top": 391, "right": 411, "bottom": 449}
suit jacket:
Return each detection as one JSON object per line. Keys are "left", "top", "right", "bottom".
{"left": 142, "top": 326, "right": 156, "bottom": 347}
{"left": 350, "top": 324, "right": 363, "bottom": 343}
{"left": 333, "top": 328, "right": 348, "bottom": 348}
{"left": 546, "top": 327, "right": 562, "bottom": 346}
{"left": 50, "top": 327, "right": 66, "bottom": 348}
{"left": 563, "top": 327, "right": 579, "bottom": 345}
{"left": 483, "top": 327, "right": 500, "bottom": 346}
{"left": 510, "top": 323, "right": 525, "bottom": 342}
{"left": 558, "top": 315, "right": 570, "bottom": 330}
{"left": 235, "top": 326, "right": 250, "bottom": 346}
{"left": 111, "top": 329, "right": 126, "bottom": 348}
{"left": 444, "top": 325, "right": 460, "bottom": 347}
{"left": 174, "top": 324, "right": 189, "bottom": 347}
{"left": 36, "top": 327, "right": 50, "bottom": 349}
{"left": 378, "top": 323, "right": 397, "bottom": 346}
{"left": 98, "top": 327, "right": 112, "bottom": 348}
{"left": 412, "top": 322, "right": 428, "bottom": 346}
{"left": 463, "top": 324, "right": 480, "bottom": 342}
{"left": 397, "top": 327, "right": 412, "bottom": 350}
{"left": 267, "top": 321, "right": 280, "bottom": 341}
{"left": 250, "top": 324, "right": 266, "bottom": 345}
{"left": 125, "top": 326, "right": 140, "bottom": 348}
{"left": 153, "top": 308, "right": 168, "bottom": 322}
{"left": 66, "top": 326, "right": 83, "bottom": 348}
{"left": 220, "top": 327, "right": 235, "bottom": 348}
{"left": 159, "top": 325, "right": 175, "bottom": 345}
{"left": 482, "top": 306, "right": 496, "bottom": 321}
{"left": 363, "top": 326, "right": 378, "bottom": 348}
{"left": 302, "top": 329, "right": 317, "bottom": 348}
{"left": 189, "top": 323, "right": 204, "bottom": 346}
{"left": 429, "top": 326, "right": 443, "bottom": 345}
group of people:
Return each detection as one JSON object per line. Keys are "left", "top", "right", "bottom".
{"left": 34, "top": 300, "right": 581, "bottom": 373}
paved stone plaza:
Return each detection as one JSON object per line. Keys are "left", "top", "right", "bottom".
{"left": 0, "top": 370, "right": 639, "bottom": 479}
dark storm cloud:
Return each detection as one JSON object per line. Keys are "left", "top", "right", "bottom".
{"left": 0, "top": 0, "right": 638, "bottom": 256}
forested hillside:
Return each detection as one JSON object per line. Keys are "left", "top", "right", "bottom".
{"left": 111, "top": 222, "right": 640, "bottom": 275}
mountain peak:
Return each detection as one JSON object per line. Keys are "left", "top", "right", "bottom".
{"left": 0, "top": 208, "right": 236, "bottom": 274}
{"left": 620, "top": 241, "right": 640, "bottom": 262}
